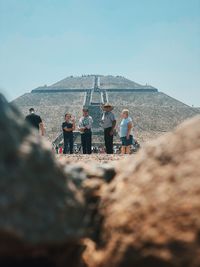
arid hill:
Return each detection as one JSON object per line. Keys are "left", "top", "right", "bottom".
{"left": 12, "top": 75, "right": 199, "bottom": 144}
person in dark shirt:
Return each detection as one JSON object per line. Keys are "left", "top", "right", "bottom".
{"left": 25, "top": 108, "right": 45, "bottom": 136}
{"left": 62, "top": 113, "right": 75, "bottom": 154}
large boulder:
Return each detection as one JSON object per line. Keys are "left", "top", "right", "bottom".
{"left": 1, "top": 92, "right": 200, "bottom": 267}
{"left": 0, "top": 94, "right": 87, "bottom": 266}
{"left": 83, "top": 116, "right": 200, "bottom": 267}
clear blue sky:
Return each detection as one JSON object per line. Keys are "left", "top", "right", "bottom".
{"left": 0, "top": 0, "right": 200, "bottom": 106}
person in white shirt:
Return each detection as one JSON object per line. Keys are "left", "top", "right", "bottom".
{"left": 78, "top": 107, "right": 93, "bottom": 154}
{"left": 119, "top": 109, "right": 133, "bottom": 154}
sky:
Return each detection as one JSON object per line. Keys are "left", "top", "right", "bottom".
{"left": 0, "top": 0, "right": 200, "bottom": 106}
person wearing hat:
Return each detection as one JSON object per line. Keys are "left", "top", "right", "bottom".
{"left": 101, "top": 103, "right": 116, "bottom": 154}
{"left": 78, "top": 107, "right": 93, "bottom": 154}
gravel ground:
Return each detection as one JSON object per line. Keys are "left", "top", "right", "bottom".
{"left": 56, "top": 154, "right": 130, "bottom": 164}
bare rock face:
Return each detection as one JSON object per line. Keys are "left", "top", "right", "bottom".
{"left": 0, "top": 94, "right": 87, "bottom": 266}
{"left": 83, "top": 116, "right": 200, "bottom": 267}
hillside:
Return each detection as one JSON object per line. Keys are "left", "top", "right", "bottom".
{"left": 110, "top": 92, "right": 198, "bottom": 141}
{"left": 11, "top": 75, "right": 199, "bottom": 144}
{"left": 51, "top": 75, "right": 94, "bottom": 89}
{"left": 33, "top": 75, "right": 156, "bottom": 91}
{"left": 99, "top": 75, "right": 155, "bottom": 89}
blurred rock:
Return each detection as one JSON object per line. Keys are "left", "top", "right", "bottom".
{"left": 63, "top": 163, "right": 116, "bottom": 186}
{"left": 0, "top": 94, "right": 87, "bottom": 267}
{"left": 1, "top": 92, "right": 200, "bottom": 267}
{"left": 83, "top": 116, "right": 200, "bottom": 267}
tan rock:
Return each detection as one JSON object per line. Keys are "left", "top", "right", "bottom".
{"left": 83, "top": 116, "right": 200, "bottom": 267}
{"left": 1, "top": 91, "right": 200, "bottom": 267}
{"left": 0, "top": 94, "right": 86, "bottom": 266}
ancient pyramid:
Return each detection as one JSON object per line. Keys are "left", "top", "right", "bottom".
{"left": 12, "top": 75, "right": 199, "bottom": 144}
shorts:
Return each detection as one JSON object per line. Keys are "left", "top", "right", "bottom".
{"left": 120, "top": 135, "right": 133, "bottom": 146}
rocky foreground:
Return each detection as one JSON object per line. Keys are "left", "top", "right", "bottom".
{"left": 0, "top": 93, "right": 200, "bottom": 267}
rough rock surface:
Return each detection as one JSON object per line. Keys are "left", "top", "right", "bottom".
{"left": 83, "top": 116, "right": 200, "bottom": 267}
{"left": 0, "top": 94, "right": 87, "bottom": 266}
{"left": 1, "top": 92, "right": 200, "bottom": 267}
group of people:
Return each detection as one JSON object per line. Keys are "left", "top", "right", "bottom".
{"left": 62, "top": 102, "right": 134, "bottom": 154}
{"left": 25, "top": 103, "right": 135, "bottom": 155}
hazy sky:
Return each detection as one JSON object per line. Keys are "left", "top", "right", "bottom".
{"left": 0, "top": 0, "right": 200, "bottom": 106}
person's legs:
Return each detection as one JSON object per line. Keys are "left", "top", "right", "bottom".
{"left": 86, "top": 132, "right": 92, "bottom": 154}
{"left": 107, "top": 128, "right": 113, "bottom": 154}
{"left": 69, "top": 134, "right": 74, "bottom": 154}
{"left": 126, "top": 135, "right": 133, "bottom": 154}
{"left": 126, "top": 145, "right": 131, "bottom": 154}
{"left": 66, "top": 138, "right": 70, "bottom": 154}
{"left": 104, "top": 127, "right": 113, "bottom": 154}
{"left": 109, "top": 134, "right": 114, "bottom": 154}
{"left": 81, "top": 133, "right": 87, "bottom": 154}
{"left": 104, "top": 129, "right": 108, "bottom": 152}
{"left": 121, "top": 146, "right": 126, "bottom": 154}
{"left": 63, "top": 137, "right": 68, "bottom": 154}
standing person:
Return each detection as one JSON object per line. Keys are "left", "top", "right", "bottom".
{"left": 78, "top": 108, "right": 93, "bottom": 154}
{"left": 25, "top": 108, "right": 45, "bottom": 136}
{"left": 101, "top": 103, "right": 116, "bottom": 154}
{"left": 62, "top": 113, "right": 75, "bottom": 154}
{"left": 119, "top": 109, "right": 133, "bottom": 154}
